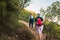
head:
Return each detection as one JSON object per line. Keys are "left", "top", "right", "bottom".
{"left": 37, "top": 13, "right": 40, "bottom": 17}
{"left": 30, "top": 13, "right": 32, "bottom": 15}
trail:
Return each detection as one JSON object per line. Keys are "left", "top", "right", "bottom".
{"left": 18, "top": 20, "right": 46, "bottom": 40}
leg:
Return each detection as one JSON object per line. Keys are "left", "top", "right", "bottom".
{"left": 39, "top": 25, "right": 44, "bottom": 40}
{"left": 29, "top": 23, "right": 32, "bottom": 28}
{"left": 36, "top": 26, "right": 41, "bottom": 40}
{"left": 39, "top": 32, "right": 42, "bottom": 40}
{"left": 37, "top": 31, "right": 42, "bottom": 40}
{"left": 29, "top": 22, "right": 31, "bottom": 28}
{"left": 31, "top": 23, "right": 33, "bottom": 28}
{"left": 37, "top": 33, "right": 40, "bottom": 40}
{"left": 38, "top": 26, "right": 43, "bottom": 40}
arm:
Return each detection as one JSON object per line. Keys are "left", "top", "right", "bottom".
{"left": 40, "top": 17, "right": 43, "bottom": 21}
{"left": 40, "top": 17, "right": 44, "bottom": 24}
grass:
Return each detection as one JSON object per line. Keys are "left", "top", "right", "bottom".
{"left": 0, "top": 22, "right": 36, "bottom": 40}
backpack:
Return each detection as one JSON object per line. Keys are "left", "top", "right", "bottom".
{"left": 37, "top": 18, "right": 42, "bottom": 26}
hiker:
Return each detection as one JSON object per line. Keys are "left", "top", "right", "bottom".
{"left": 29, "top": 13, "right": 34, "bottom": 28}
{"left": 35, "top": 13, "right": 43, "bottom": 40}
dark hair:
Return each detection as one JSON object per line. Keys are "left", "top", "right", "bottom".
{"left": 37, "top": 13, "right": 40, "bottom": 15}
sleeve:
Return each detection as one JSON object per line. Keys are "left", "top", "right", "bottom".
{"left": 40, "top": 17, "right": 43, "bottom": 21}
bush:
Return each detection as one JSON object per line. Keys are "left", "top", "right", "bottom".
{"left": 43, "top": 21, "right": 60, "bottom": 40}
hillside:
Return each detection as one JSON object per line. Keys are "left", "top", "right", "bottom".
{"left": 0, "top": 21, "right": 37, "bottom": 40}
{"left": 19, "top": 8, "right": 60, "bottom": 40}
{"left": 0, "top": 0, "right": 37, "bottom": 40}
{"left": 0, "top": 0, "right": 60, "bottom": 40}
{"left": 19, "top": 9, "right": 36, "bottom": 22}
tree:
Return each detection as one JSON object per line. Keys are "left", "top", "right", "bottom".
{"left": 0, "top": 0, "right": 31, "bottom": 27}
{"left": 40, "top": 8, "right": 46, "bottom": 20}
{"left": 19, "top": 0, "right": 31, "bottom": 9}
{"left": 45, "top": 1, "right": 60, "bottom": 22}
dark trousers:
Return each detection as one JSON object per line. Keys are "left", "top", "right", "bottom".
{"left": 29, "top": 19, "right": 34, "bottom": 28}
{"left": 29, "top": 22, "right": 33, "bottom": 28}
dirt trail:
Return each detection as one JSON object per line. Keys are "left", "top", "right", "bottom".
{"left": 18, "top": 20, "right": 46, "bottom": 40}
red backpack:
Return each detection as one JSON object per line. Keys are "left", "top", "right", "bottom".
{"left": 37, "top": 18, "right": 42, "bottom": 26}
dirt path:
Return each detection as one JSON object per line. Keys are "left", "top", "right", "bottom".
{"left": 18, "top": 20, "right": 29, "bottom": 27}
{"left": 18, "top": 20, "right": 35, "bottom": 28}
{"left": 18, "top": 20, "right": 46, "bottom": 40}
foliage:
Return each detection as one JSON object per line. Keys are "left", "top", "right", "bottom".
{"left": 45, "top": 1, "right": 60, "bottom": 20}
{"left": 40, "top": 8, "right": 46, "bottom": 18}
{"left": 20, "top": 0, "right": 31, "bottom": 9}
{"left": 0, "top": 0, "right": 36, "bottom": 40}
{"left": 19, "top": 9, "right": 36, "bottom": 22}
{"left": 40, "top": 1, "right": 60, "bottom": 21}
{"left": 0, "top": 23, "right": 35, "bottom": 40}
{"left": 19, "top": 9, "right": 30, "bottom": 22}
{"left": 40, "top": 1, "right": 60, "bottom": 40}
{"left": 44, "top": 20, "right": 60, "bottom": 40}
{"left": 0, "top": 0, "right": 31, "bottom": 27}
